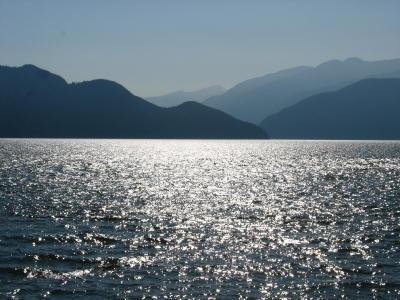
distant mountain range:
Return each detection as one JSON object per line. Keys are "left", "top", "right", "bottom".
{"left": 261, "top": 78, "right": 400, "bottom": 139}
{"left": 1, "top": 59, "right": 399, "bottom": 140}
{"left": 203, "top": 58, "right": 400, "bottom": 124}
{"left": 147, "top": 85, "right": 226, "bottom": 107}
{"left": 0, "top": 65, "right": 267, "bottom": 139}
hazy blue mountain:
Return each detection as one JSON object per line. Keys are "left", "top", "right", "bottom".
{"left": 203, "top": 58, "right": 400, "bottom": 124}
{"left": 0, "top": 65, "right": 267, "bottom": 139}
{"left": 147, "top": 85, "right": 226, "bottom": 107}
{"left": 260, "top": 78, "right": 400, "bottom": 139}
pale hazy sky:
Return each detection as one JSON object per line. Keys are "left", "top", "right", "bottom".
{"left": 1, "top": 0, "right": 399, "bottom": 97}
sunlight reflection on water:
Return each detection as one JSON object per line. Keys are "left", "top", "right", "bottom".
{"left": 0, "top": 139, "right": 399, "bottom": 299}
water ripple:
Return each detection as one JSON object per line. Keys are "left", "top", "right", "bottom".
{"left": 0, "top": 139, "right": 399, "bottom": 299}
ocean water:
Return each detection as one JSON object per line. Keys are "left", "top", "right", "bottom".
{"left": 0, "top": 139, "right": 399, "bottom": 299}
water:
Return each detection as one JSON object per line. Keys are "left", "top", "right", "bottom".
{"left": 0, "top": 139, "right": 399, "bottom": 299}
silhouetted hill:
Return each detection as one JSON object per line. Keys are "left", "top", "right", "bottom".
{"left": 260, "top": 78, "right": 400, "bottom": 139}
{"left": 0, "top": 65, "right": 267, "bottom": 139}
{"left": 147, "top": 85, "right": 226, "bottom": 107}
{"left": 203, "top": 58, "right": 400, "bottom": 124}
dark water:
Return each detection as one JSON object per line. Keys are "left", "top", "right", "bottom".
{"left": 0, "top": 139, "right": 399, "bottom": 299}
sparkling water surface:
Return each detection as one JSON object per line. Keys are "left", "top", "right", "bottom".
{"left": 0, "top": 139, "right": 399, "bottom": 299}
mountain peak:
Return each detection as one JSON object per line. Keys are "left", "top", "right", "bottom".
{"left": 0, "top": 64, "right": 267, "bottom": 139}
{"left": 261, "top": 78, "right": 400, "bottom": 139}
{"left": 175, "top": 100, "right": 204, "bottom": 109}
{"left": 21, "top": 64, "right": 43, "bottom": 70}
{"left": 344, "top": 57, "right": 364, "bottom": 63}
{"left": 146, "top": 85, "right": 227, "bottom": 108}
{"left": 204, "top": 57, "right": 400, "bottom": 124}
{"left": 316, "top": 59, "right": 341, "bottom": 69}
{"left": 18, "top": 64, "right": 67, "bottom": 85}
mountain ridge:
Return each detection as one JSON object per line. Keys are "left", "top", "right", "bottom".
{"left": 260, "top": 78, "right": 400, "bottom": 140}
{"left": 203, "top": 58, "right": 400, "bottom": 124}
{"left": 0, "top": 64, "right": 267, "bottom": 139}
{"left": 147, "top": 85, "right": 226, "bottom": 107}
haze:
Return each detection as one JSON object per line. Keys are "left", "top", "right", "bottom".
{"left": 1, "top": 0, "right": 399, "bottom": 97}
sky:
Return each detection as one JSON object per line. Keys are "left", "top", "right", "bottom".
{"left": 1, "top": 0, "right": 399, "bottom": 97}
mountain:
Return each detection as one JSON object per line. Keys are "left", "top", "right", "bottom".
{"left": 260, "top": 78, "right": 400, "bottom": 139}
{"left": 146, "top": 85, "right": 226, "bottom": 107}
{"left": 0, "top": 65, "right": 267, "bottom": 139}
{"left": 203, "top": 58, "right": 400, "bottom": 124}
